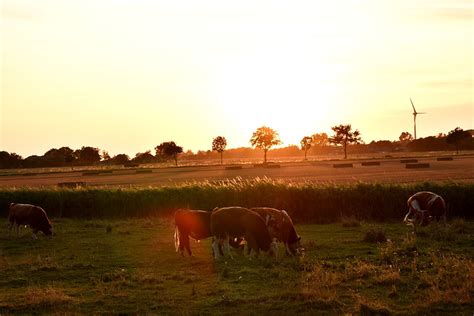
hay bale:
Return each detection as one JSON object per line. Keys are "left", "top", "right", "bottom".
{"left": 437, "top": 157, "right": 453, "bottom": 161}
{"left": 58, "top": 181, "right": 86, "bottom": 188}
{"left": 82, "top": 171, "right": 100, "bottom": 176}
{"left": 400, "top": 159, "right": 418, "bottom": 163}
{"left": 225, "top": 166, "right": 242, "bottom": 170}
{"left": 333, "top": 163, "right": 353, "bottom": 168}
{"left": 361, "top": 161, "right": 381, "bottom": 166}
{"left": 136, "top": 169, "right": 153, "bottom": 173}
{"left": 265, "top": 164, "right": 281, "bottom": 169}
{"left": 405, "top": 163, "right": 430, "bottom": 169}
{"left": 124, "top": 163, "right": 139, "bottom": 168}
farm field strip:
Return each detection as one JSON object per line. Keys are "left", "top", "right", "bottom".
{"left": 0, "top": 155, "right": 473, "bottom": 187}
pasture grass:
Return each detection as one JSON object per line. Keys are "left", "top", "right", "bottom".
{"left": 0, "top": 218, "right": 473, "bottom": 314}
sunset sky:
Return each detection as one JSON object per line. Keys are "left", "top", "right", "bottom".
{"left": 1, "top": 0, "right": 473, "bottom": 158}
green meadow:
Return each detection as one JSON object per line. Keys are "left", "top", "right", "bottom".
{"left": 1, "top": 218, "right": 472, "bottom": 314}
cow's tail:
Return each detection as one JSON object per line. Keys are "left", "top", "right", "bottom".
{"left": 174, "top": 226, "right": 180, "bottom": 252}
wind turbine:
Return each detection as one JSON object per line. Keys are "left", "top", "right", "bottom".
{"left": 410, "top": 98, "right": 426, "bottom": 140}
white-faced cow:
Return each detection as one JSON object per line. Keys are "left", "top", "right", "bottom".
{"left": 210, "top": 206, "right": 278, "bottom": 259}
{"left": 8, "top": 203, "right": 53, "bottom": 239}
{"left": 251, "top": 207, "right": 303, "bottom": 256}
{"left": 403, "top": 191, "right": 446, "bottom": 227}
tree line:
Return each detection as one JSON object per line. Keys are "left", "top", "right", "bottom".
{"left": 0, "top": 125, "right": 472, "bottom": 169}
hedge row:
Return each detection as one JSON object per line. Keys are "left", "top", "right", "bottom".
{"left": 0, "top": 180, "right": 472, "bottom": 223}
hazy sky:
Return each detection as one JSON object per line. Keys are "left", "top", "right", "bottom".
{"left": 1, "top": 0, "right": 473, "bottom": 157}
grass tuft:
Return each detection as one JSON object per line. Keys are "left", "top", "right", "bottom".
{"left": 363, "top": 227, "right": 387, "bottom": 243}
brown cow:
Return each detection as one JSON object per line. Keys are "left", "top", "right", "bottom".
{"left": 210, "top": 206, "right": 278, "bottom": 259}
{"left": 251, "top": 207, "right": 302, "bottom": 256}
{"left": 174, "top": 209, "right": 212, "bottom": 256}
{"left": 8, "top": 203, "right": 53, "bottom": 239}
{"left": 174, "top": 209, "right": 243, "bottom": 257}
{"left": 403, "top": 191, "right": 446, "bottom": 226}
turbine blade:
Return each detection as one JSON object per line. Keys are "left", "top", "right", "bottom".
{"left": 410, "top": 98, "right": 417, "bottom": 113}
{"left": 417, "top": 112, "right": 427, "bottom": 114}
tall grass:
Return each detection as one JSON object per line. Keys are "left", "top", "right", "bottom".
{"left": 0, "top": 178, "right": 473, "bottom": 222}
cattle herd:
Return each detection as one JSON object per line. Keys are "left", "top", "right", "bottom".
{"left": 7, "top": 191, "right": 446, "bottom": 260}
{"left": 175, "top": 206, "right": 302, "bottom": 259}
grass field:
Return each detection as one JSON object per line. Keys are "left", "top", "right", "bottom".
{"left": 1, "top": 218, "right": 473, "bottom": 314}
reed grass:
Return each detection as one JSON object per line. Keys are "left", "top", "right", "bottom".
{"left": 0, "top": 178, "right": 472, "bottom": 222}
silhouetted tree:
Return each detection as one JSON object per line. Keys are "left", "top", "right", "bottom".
{"left": 446, "top": 127, "right": 471, "bottom": 154}
{"left": 250, "top": 126, "right": 282, "bottom": 163}
{"left": 77, "top": 146, "right": 101, "bottom": 164}
{"left": 110, "top": 154, "right": 130, "bottom": 165}
{"left": 133, "top": 151, "right": 156, "bottom": 164}
{"left": 212, "top": 136, "right": 227, "bottom": 164}
{"left": 155, "top": 141, "right": 183, "bottom": 166}
{"left": 329, "top": 124, "right": 362, "bottom": 159}
{"left": 0, "top": 151, "right": 22, "bottom": 168}
{"left": 300, "top": 136, "right": 312, "bottom": 160}
{"left": 23, "top": 155, "right": 42, "bottom": 168}
{"left": 311, "top": 133, "right": 329, "bottom": 147}
{"left": 101, "top": 150, "right": 111, "bottom": 161}
{"left": 399, "top": 132, "right": 413, "bottom": 144}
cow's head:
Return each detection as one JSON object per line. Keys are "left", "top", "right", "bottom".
{"left": 42, "top": 223, "right": 53, "bottom": 237}
{"left": 288, "top": 236, "right": 304, "bottom": 256}
{"left": 403, "top": 209, "right": 430, "bottom": 226}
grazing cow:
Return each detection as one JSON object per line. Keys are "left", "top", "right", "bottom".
{"left": 174, "top": 209, "right": 243, "bottom": 257}
{"left": 210, "top": 206, "right": 278, "bottom": 259}
{"left": 251, "top": 207, "right": 303, "bottom": 256}
{"left": 8, "top": 203, "right": 53, "bottom": 239}
{"left": 174, "top": 209, "right": 212, "bottom": 256}
{"left": 403, "top": 191, "right": 446, "bottom": 226}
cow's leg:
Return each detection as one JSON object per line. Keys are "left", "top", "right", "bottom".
{"left": 224, "top": 238, "right": 233, "bottom": 259}
{"left": 285, "top": 243, "right": 294, "bottom": 257}
{"left": 8, "top": 221, "right": 13, "bottom": 237}
{"left": 16, "top": 224, "right": 20, "bottom": 237}
{"left": 31, "top": 229, "right": 38, "bottom": 240}
{"left": 181, "top": 235, "right": 192, "bottom": 256}
{"left": 245, "top": 234, "right": 258, "bottom": 259}
{"left": 212, "top": 238, "right": 221, "bottom": 259}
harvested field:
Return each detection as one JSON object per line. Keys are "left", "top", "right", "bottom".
{"left": 0, "top": 155, "right": 473, "bottom": 188}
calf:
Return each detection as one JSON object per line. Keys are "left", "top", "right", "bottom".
{"left": 210, "top": 207, "right": 278, "bottom": 259}
{"left": 8, "top": 203, "right": 53, "bottom": 239}
{"left": 251, "top": 207, "right": 302, "bottom": 256}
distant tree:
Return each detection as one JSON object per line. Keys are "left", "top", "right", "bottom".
{"left": 133, "top": 151, "right": 156, "bottom": 164}
{"left": 0, "top": 151, "right": 22, "bottom": 168}
{"left": 446, "top": 127, "right": 471, "bottom": 154}
{"left": 250, "top": 126, "right": 282, "bottom": 163}
{"left": 23, "top": 155, "right": 42, "bottom": 168}
{"left": 300, "top": 136, "right": 313, "bottom": 160}
{"left": 110, "top": 153, "right": 130, "bottom": 165}
{"left": 212, "top": 136, "right": 227, "bottom": 164}
{"left": 329, "top": 124, "right": 362, "bottom": 159}
{"left": 101, "top": 150, "right": 111, "bottom": 161}
{"left": 311, "top": 133, "right": 329, "bottom": 147}
{"left": 77, "top": 146, "right": 101, "bottom": 164}
{"left": 155, "top": 141, "right": 183, "bottom": 166}
{"left": 399, "top": 132, "right": 413, "bottom": 143}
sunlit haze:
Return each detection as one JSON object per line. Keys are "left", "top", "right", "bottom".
{"left": 1, "top": 0, "right": 473, "bottom": 157}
